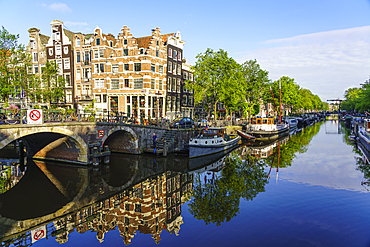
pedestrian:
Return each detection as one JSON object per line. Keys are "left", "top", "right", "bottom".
{"left": 153, "top": 132, "right": 157, "bottom": 148}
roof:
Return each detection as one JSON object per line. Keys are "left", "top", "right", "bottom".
{"left": 136, "top": 33, "right": 174, "bottom": 48}
{"left": 39, "top": 34, "right": 50, "bottom": 45}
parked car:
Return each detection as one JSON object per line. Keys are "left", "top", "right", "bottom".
{"left": 169, "top": 117, "right": 194, "bottom": 129}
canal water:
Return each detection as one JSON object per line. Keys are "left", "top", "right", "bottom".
{"left": 0, "top": 120, "right": 370, "bottom": 247}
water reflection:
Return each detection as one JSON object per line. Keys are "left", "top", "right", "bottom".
{"left": 1, "top": 120, "right": 369, "bottom": 246}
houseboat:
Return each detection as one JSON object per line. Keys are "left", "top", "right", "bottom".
{"left": 189, "top": 127, "right": 241, "bottom": 158}
{"left": 243, "top": 117, "right": 289, "bottom": 141}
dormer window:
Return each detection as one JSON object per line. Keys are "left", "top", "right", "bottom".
{"left": 76, "top": 38, "right": 80, "bottom": 47}
{"left": 96, "top": 38, "right": 100, "bottom": 45}
{"left": 124, "top": 39, "right": 127, "bottom": 45}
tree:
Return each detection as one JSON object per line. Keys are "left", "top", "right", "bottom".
{"left": 240, "top": 59, "right": 269, "bottom": 119}
{"left": 186, "top": 48, "right": 242, "bottom": 120}
{"left": 41, "top": 61, "right": 66, "bottom": 108}
{"left": 0, "top": 26, "right": 33, "bottom": 104}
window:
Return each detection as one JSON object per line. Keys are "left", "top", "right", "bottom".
{"left": 168, "top": 48, "right": 172, "bottom": 57}
{"left": 94, "top": 50, "right": 98, "bottom": 59}
{"left": 83, "top": 68, "right": 91, "bottom": 79}
{"left": 55, "top": 32, "right": 60, "bottom": 41}
{"left": 33, "top": 52, "right": 38, "bottom": 62}
{"left": 33, "top": 65, "right": 38, "bottom": 74}
{"left": 156, "top": 40, "right": 159, "bottom": 46}
{"left": 111, "top": 79, "right": 119, "bottom": 89}
{"left": 123, "top": 49, "right": 128, "bottom": 56}
{"left": 112, "top": 64, "right": 119, "bottom": 73}
{"left": 48, "top": 48, "right": 53, "bottom": 56}
{"left": 95, "top": 79, "right": 104, "bottom": 88}
{"left": 95, "top": 94, "right": 101, "bottom": 103}
{"left": 168, "top": 62, "right": 172, "bottom": 73}
{"left": 156, "top": 49, "right": 159, "bottom": 57}
{"left": 65, "top": 74, "right": 71, "bottom": 87}
{"left": 159, "top": 65, "right": 163, "bottom": 74}
{"left": 151, "top": 79, "right": 155, "bottom": 89}
{"left": 140, "top": 48, "right": 144, "bottom": 54}
{"left": 124, "top": 63, "right": 129, "bottom": 71}
{"left": 178, "top": 51, "right": 181, "bottom": 60}
{"left": 99, "top": 49, "right": 104, "bottom": 58}
{"left": 66, "top": 91, "right": 72, "bottom": 103}
{"left": 189, "top": 73, "right": 193, "bottom": 81}
{"left": 177, "top": 79, "right": 181, "bottom": 92}
{"left": 30, "top": 40, "right": 35, "bottom": 49}
{"left": 63, "top": 46, "right": 68, "bottom": 55}
{"left": 124, "top": 39, "right": 127, "bottom": 45}
{"left": 96, "top": 38, "right": 100, "bottom": 45}
{"left": 173, "top": 50, "right": 177, "bottom": 60}
{"left": 82, "top": 84, "right": 91, "bottom": 96}
{"left": 124, "top": 79, "right": 129, "bottom": 87}
{"left": 134, "top": 63, "right": 141, "bottom": 72}
{"left": 64, "top": 58, "right": 70, "bottom": 70}
{"left": 168, "top": 77, "right": 171, "bottom": 91}
{"left": 134, "top": 78, "right": 143, "bottom": 89}
{"left": 177, "top": 64, "right": 181, "bottom": 75}
{"left": 159, "top": 80, "right": 162, "bottom": 90}
{"left": 76, "top": 38, "right": 80, "bottom": 47}
{"left": 77, "top": 52, "right": 80, "bottom": 62}
{"left": 173, "top": 63, "right": 176, "bottom": 74}
{"left": 55, "top": 45, "right": 61, "bottom": 56}
{"left": 109, "top": 40, "right": 113, "bottom": 47}
{"left": 76, "top": 69, "right": 81, "bottom": 80}
{"left": 56, "top": 59, "right": 62, "bottom": 72}
{"left": 151, "top": 63, "right": 155, "bottom": 72}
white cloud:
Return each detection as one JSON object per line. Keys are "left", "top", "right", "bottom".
{"left": 64, "top": 21, "right": 88, "bottom": 27}
{"left": 238, "top": 26, "right": 370, "bottom": 101}
{"left": 48, "top": 2, "right": 72, "bottom": 13}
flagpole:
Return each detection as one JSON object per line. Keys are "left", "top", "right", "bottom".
{"left": 279, "top": 81, "right": 282, "bottom": 124}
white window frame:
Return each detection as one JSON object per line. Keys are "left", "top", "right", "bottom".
{"left": 64, "top": 58, "right": 70, "bottom": 70}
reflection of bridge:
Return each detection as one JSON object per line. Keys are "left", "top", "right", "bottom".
{"left": 0, "top": 123, "right": 194, "bottom": 164}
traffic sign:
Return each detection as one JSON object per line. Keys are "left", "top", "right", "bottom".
{"left": 98, "top": 130, "right": 105, "bottom": 138}
{"left": 31, "top": 225, "right": 46, "bottom": 243}
{"left": 27, "top": 109, "right": 43, "bottom": 124}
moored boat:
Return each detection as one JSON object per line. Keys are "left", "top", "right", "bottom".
{"left": 189, "top": 127, "right": 241, "bottom": 158}
{"left": 236, "top": 129, "right": 256, "bottom": 140}
{"left": 244, "top": 117, "right": 289, "bottom": 141}
{"left": 285, "top": 117, "right": 298, "bottom": 130}
{"left": 358, "top": 119, "right": 370, "bottom": 152}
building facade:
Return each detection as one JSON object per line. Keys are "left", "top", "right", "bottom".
{"left": 27, "top": 20, "right": 194, "bottom": 119}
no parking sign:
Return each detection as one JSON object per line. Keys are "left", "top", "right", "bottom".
{"left": 27, "top": 109, "right": 43, "bottom": 124}
{"left": 31, "top": 225, "right": 46, "bottom": 243}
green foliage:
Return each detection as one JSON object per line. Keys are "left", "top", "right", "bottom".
{"left": 0, "top": 26, "right": 35, "bottom": 104}
{"left": 41, "top": 61, "right": 66, "bottom": 108}
{"left": 341, "top": 85, "right": 370, "bottom": 112}
{"left": 188, "top": 152, "right": 269, "bottom": 226}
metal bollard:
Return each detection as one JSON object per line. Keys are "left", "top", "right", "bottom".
{"left": 93, "top": 147, "right": 99, "bottom": 166}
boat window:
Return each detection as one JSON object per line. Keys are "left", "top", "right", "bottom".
{"left": 269, "top": 119, "right": 273, "bottom": 124}
{"left": 252, "top": 119, "right": 256, "bottom": 124}
{"left": 212, "top": 141, "right": 214, "bottom": 144}
{"left": 257, "top": 119, "right": 262, "bottom": 124}
{"left": 195, "top": 141, "right": 197, "bottom": 144}
{"left": 262, "top": 119, "right": 268, "bottom": 124}
{"left": 205, "top": 141, "right": 207, "bottom": 144}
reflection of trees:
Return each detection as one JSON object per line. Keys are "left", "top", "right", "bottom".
{"left": 0, "top": 167, "right": 12, "bottom": 193}
{"left": 266, "top": 122, "right": 323, "bottom": 168}
{"left": 188, "top": 152, "right": 268, "bottom": 226}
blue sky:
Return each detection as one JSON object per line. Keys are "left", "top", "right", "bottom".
{"left": 1, "top": 0, "right": 370, "bottom": 101}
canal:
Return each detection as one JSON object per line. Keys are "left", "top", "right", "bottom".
{"left": 0, "top": 120, "right": 370, "bottom": 247}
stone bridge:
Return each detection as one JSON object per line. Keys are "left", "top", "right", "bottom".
{"left": 0, "top": 123, "right": 194, "bottom": 165}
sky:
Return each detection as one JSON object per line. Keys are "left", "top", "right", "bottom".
{"left": 1, "top": 0, "right": 370, "bottom": 101}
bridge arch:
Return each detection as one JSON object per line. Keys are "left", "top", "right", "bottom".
{"left": 103, "top": 126, "right": 139, "bottom": 154}
{"left": 0, "top": 127, "right": 88, "bottom": 163}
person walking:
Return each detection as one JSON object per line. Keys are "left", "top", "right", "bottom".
{"left": 153, "top": 132, "right": 157, "bottom": 148}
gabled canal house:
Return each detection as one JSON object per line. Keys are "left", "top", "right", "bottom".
{"left": 85, "top": 26, "right": 169, "bottom": 119}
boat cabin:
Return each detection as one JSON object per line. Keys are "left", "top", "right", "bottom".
{"left": 201, "top": 127, "right": 226, "bottom": 138}
{"left": 250, "top": 117, "right": 274, "bottom": 125}
{"left": 365, "top": 119, "right": 370, "bottom": 132}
